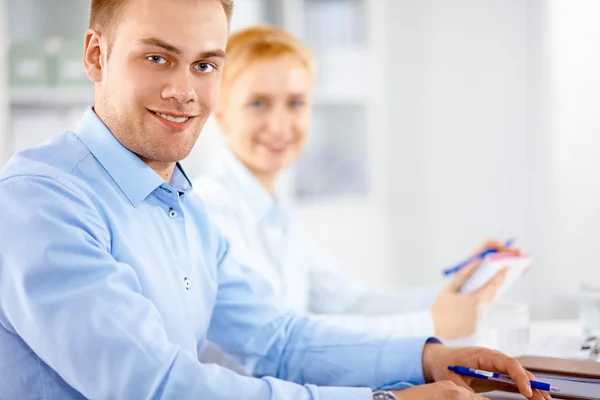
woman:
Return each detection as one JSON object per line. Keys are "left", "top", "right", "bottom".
{"left": 195, "top": 25, "right": 514, "bottom": 340}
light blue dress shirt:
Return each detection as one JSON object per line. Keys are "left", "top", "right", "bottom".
{"left": 0, "top": 108, "right": 432, "bottom": 400}
{"left": 195, "top": 149, "right": 441, "bottom": 337}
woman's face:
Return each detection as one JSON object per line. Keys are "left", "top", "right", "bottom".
{"left": 218, "top": 55, "right": 312, "bottom": 180}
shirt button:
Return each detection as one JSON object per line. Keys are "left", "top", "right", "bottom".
{"left": 184, "top": 277, "right": 191, "bottom": 290}
{"left": 168, "top": 208, "right": 177, "bottom": 219}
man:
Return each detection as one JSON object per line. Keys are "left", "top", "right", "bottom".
{"left": 0, "top": 1, "right": 548, "bottom": 399}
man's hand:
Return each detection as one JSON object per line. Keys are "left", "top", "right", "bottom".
{"left": 391, "top": 381, "right": 489, "bottom": 399}
{"left": 431, "top": 239, "right": 518, "bottom": 339}
{"left": 419, "top": 343, "right": 551, "bottom": 400}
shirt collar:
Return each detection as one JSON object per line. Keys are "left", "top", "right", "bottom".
{"left": 171, "top": 164, "right": 193, "bottom": 196}
{"left": 219, "top": 148, "right": 288, "bottom": 226}
{"left": 74, "top": 107, "right": 192, "bottom": 207}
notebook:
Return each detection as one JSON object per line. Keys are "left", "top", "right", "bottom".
{"left": 459, "top": 253, "right": 531, "bottom": 298}
{"left": 517, "top": 356, "right": 600, "bottom": 400}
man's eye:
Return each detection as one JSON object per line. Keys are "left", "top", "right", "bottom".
{"left": 195, "top": 63, "right": 214, "bottom": 73}
{"left": 148, "top": 56, "right": 167, "bottom": 64}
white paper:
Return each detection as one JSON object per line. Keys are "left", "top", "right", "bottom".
{"left": 460, "top": 254, "right": 531, "bottom": 298}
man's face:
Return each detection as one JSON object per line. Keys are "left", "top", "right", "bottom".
{"left": 92, "top": 0, "right": 228, "bottom": 165}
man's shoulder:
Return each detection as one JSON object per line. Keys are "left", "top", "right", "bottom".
{"left": 0, "top": 131, "right": 94, "bottom": 194}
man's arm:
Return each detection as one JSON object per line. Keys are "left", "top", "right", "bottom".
{"left": 0, "top": 176, "right": 373, "bottom": 399}
{"left": 206, "top": 228, "right": 431, "bottom": 391}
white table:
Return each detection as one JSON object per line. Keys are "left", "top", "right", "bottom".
{"left": 447, "top": 319, "right": 586, "bottom": 356}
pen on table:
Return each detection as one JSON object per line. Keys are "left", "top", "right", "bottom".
{"left": 448, "top": 366, "right": 560, "bottom": 393}
{"left": 442, "top": 238, "right": 516, "bottom": 277}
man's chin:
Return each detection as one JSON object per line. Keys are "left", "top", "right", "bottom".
{"left": 140, "top": 145, "right": 196, "bottom": 165}
{"left": 148, "top": 133, "right": 201, "bottom": 162}
{"left": 159, "top": 151, "right": 194, "bottom": 164}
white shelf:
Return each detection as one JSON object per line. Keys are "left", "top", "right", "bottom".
{"left": 10, "top": 87, "right": 93, "bottom": 106}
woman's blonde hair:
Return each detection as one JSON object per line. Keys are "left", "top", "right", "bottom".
{"left": 220, "top": 25, "right": 314, "bottom": 106}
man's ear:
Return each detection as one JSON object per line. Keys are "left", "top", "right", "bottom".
{"left": 83, "top": 29, "right": 104, "bottom": 83}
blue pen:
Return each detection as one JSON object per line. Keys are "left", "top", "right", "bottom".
{"left": 448, "top": 366, "right": 560, "bottom": 393}
{"left": 442, "top": 238, "right": 516, "bottom": 277}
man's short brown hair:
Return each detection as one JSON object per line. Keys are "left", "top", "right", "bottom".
{"left": 90, "top": 0, "right": 234, "bottom": 39}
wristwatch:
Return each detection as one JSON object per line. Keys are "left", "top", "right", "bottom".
{"left": 372, "top": 390, "right": 399, "bottom": 400}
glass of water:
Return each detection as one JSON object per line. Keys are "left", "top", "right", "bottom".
{"left": 579, "top": 284, "right": 600, "bottom": 336}
{"left": 476, "top": 302, "right": 530, "bottom": 356}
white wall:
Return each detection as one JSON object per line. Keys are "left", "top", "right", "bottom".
{"left": 527, "top": 0, "right": 600, "bottom": 318}
{"left": 386, "top": 0, "right": 600, "bottom": 319}
{"left": 386, "top": 0, "right": 531, "bottom": 289}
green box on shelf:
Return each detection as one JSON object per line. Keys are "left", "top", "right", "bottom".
{"left": 9, "top": 40, "right": 49, "bottom": 87}
{"left": 53, "top": 39, "right": 89, "bottom": 86}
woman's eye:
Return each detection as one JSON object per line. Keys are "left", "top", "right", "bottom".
{"left": 290, "top": 100, "right": 305, "bottom": 109}
{"left": 148, "top": 56, "right": 167, "bottom": 65}
{"left": 251, "top": 100, "right": 264, "bottom": 109}
{"left": 195, "top": 63, "right": 215, "bottom": 73}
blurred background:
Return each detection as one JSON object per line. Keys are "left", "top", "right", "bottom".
{"left": 0, "top": 0, "right": 599, "bottom": 320}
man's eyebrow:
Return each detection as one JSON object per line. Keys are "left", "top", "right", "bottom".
{"left": 136, "top": 38, "right": 226, "bottom": 60}
{"left": 199, "top": 49, "right": 226, "bottom": 59}
{"left": 137, "top": 37, "right": 182, "bottom": 55}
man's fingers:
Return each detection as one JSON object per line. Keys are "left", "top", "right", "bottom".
{"left": 502, "top": 357, "right": 533, "bottom": 398}
{"left": 531, "top": 389, "right": 549, "bottom": 400}
{"left": 473, "top": 350, "right": 552, "bottom": 399}
{"left": 525, "top": 371, "right": 552, "bottom": 400}
{"left": 445, "top": 374, "right": 477, "bottom": 393}
{"left": 474, "top": 267, "right": 508, "bottom": 302}
{"left": 476, "top": 352, "right": 533, "bottom": 398}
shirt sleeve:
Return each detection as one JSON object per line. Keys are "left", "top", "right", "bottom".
{"left": 0, "top": 175, "right": 427, "bottom": 400}
{"left": 207, "top": 232, "right": 432, "bottom": 392}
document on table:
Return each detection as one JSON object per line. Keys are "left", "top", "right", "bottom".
{"left": 484, "top": 373, "right": 600, "bottom": 400}
{"left": 533, "top": 372, "right": 600, "bottom": 399}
